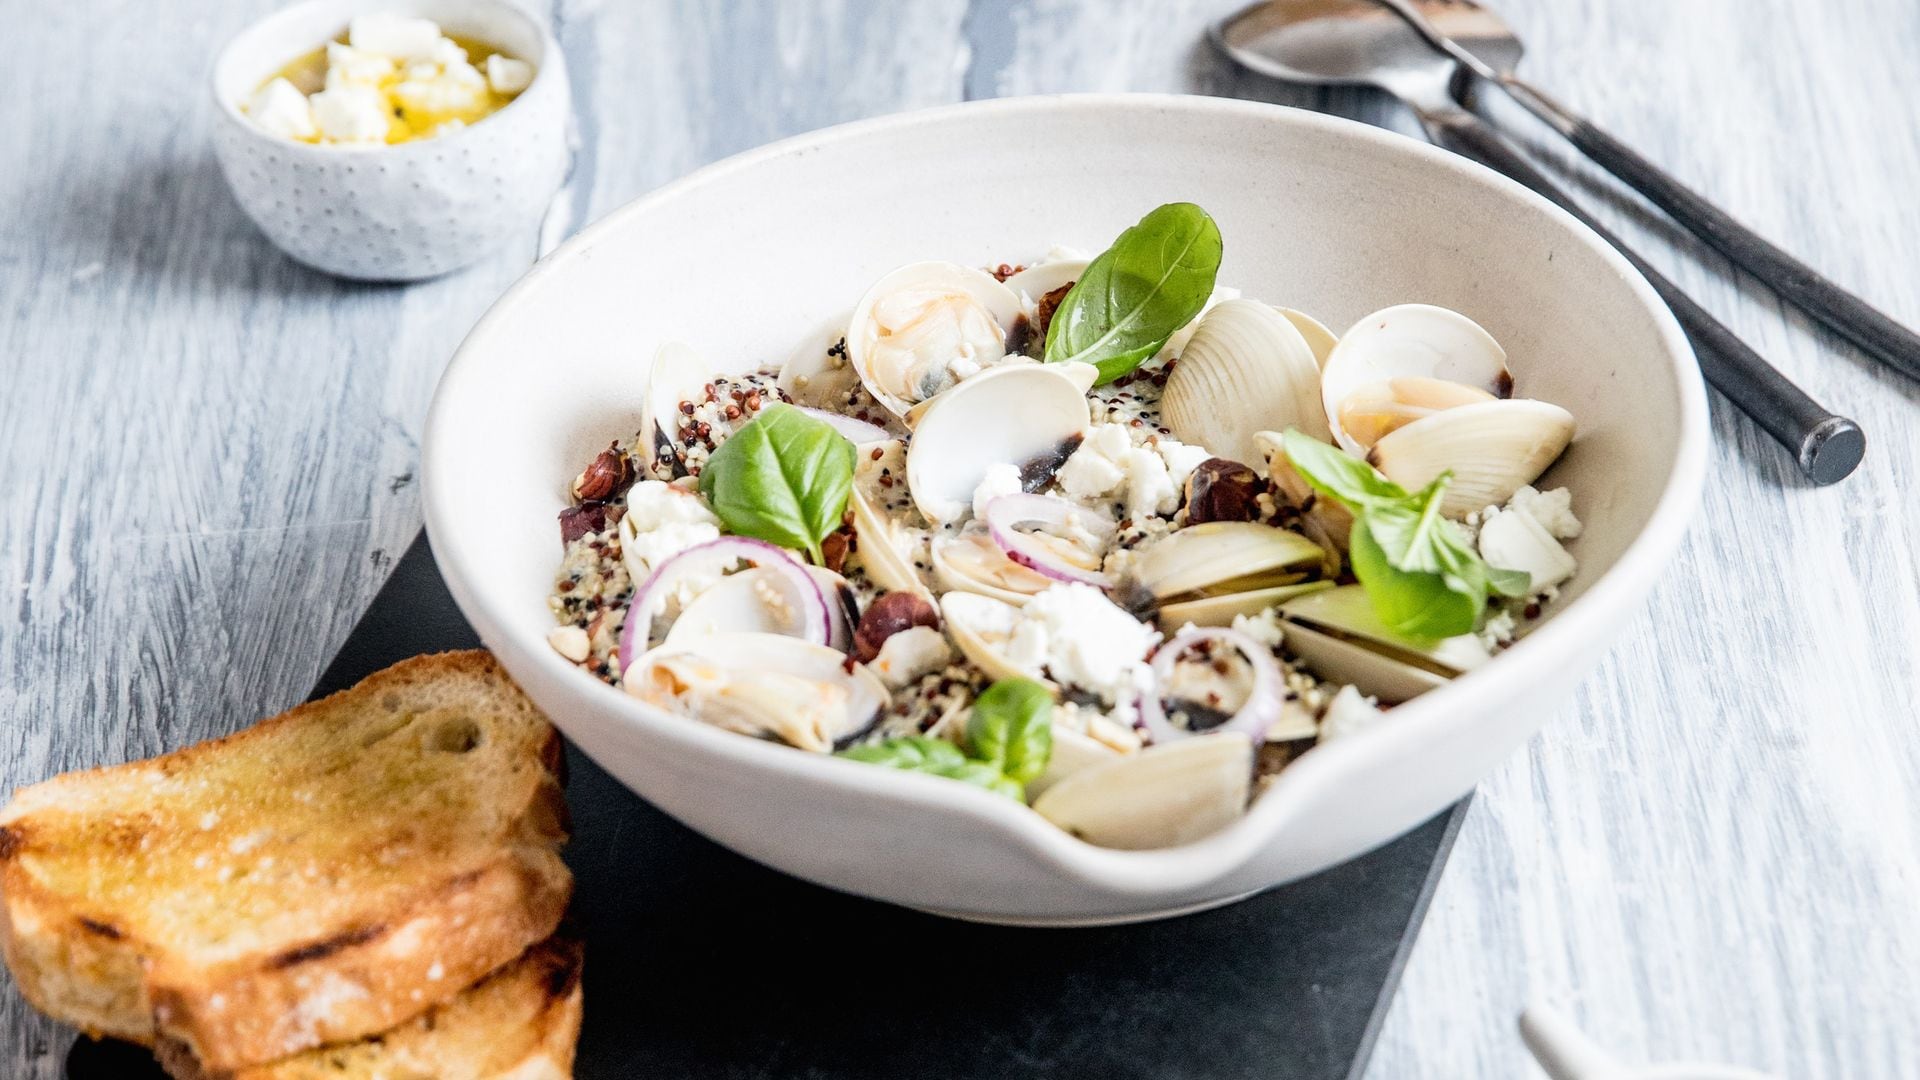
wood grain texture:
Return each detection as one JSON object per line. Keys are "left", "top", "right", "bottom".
{"left": 2, "top": 1, "right": 1915, "bottom": 1077}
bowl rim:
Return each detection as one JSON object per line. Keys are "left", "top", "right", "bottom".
{"left": 422, "top": 92, "right": 1709, "bottom": 895}
{"left": 208, "top": 0, "right": 559, "bottom": 157}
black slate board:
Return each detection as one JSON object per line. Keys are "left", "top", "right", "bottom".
{"left": 70, "top": 531, "right": 1467, "bottom": 1080}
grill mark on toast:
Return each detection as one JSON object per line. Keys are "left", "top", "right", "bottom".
{"left": 76, "top": 916, "right": 124, "bottom": 940}
{"left": 270, "top": 923, "right": 386, "bottom": 969}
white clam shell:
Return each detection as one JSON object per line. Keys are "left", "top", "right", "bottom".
{"left": 626, "top": 631, "right": 888, "bottom": 752}
{"left": 1003, "top": 259, "right": 1087, "bottom": 311}
{"left": 931, "top": 528, "right": 1055, "bottom": 606}
{"left": 1129, "top": 521, "right": 1325, "bottom": 602}
{"left": 1162, "top": 299, "right": 1329, "bottom": 463}
{"left": 1026, "top": 722, "right": 1121, "bottom": 799}
{"left": 938, "top": 591, "right": 1055, "bottom": 689}
{"left": 846, "top": 261, "right": 1021, "bottom": 419}
{"left": 1367, "top": 399, "right": 1576, "bottom": 518}
{"left": 1154, "top": 580, "right": 1333, "bottom": 632}
{"left": 1321, "top": 304, "right": 1513, "bottom": 455}
{"left": 776, "top": 311, "right": 861, "bottom": 410}
{"left": 641, "top": 342, "right": 714, "bottom": 473}
{"left": 1279, "top": 307, "right": 1338, "bottom": 369}
{"left": 1278, "top": 585, "right": 1490, "bottom": 704}
{"left": 904, "top": 363, "right": 1090, "bottom": 525}
{"left": 847, "top": 485, "right": 927, "bottom": 597}
{"left": 664, "top": 566, "right": 856, "bottom": 650}
{"left": 1031, "top": 733, "right": 1254, "bottom": 850}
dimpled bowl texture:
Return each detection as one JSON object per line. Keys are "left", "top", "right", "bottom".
{"left": 423, "top": 95, "right": 1708, "bottom": 925}
{"left": 211, "top": 0, "right": 569, "bottom": 281}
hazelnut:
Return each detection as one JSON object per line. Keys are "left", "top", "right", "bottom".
{"left": 1184, "top": 457, "right": 1265, "bottom": 524}
{"left": 853, "top": 591, "right": 940, "bottom": 664}
{"left": 571, "top": 443, "right": 634, "bottom": 502}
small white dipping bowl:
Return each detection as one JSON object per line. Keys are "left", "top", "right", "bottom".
{"left": 423, "top": 95, "right": 1709, "bottom": 925}
{"left": 211, "top": 0, "right": 569, "bottom": 281}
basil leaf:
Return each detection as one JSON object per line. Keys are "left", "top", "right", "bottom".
{"left": 966, "top": 678, "right": 1054, "bottom": 786}
{"left": 1348, "top": 506, "right": 1481, "bottom": 640}
{"left": 1281, "top": 428, "right": 1525, "bottom": 640}
{"left": 1044, "top": 202, "right": 1223, "bottom": 384}
{"left": 838, "top": 736, "right": 1023, "bottom": 800}
{"left": 698, "top": 404, "right": 854, "bottom": 564}
{"left": 840, "top": 735, "right": 967, "bottom": 771}
{"left": 1281, "top": 428, "right": 1407, "bottom": 510}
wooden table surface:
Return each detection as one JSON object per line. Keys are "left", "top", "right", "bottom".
{"left": 5, "top": 1, "right": 1916, "bottom": 1076}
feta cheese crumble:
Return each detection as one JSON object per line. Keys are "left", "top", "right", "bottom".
{"left": 869, "top": 626, "right": 955, "bottom": 690}
{"left": 1005, "top": 583, "right": 1160, "bottom": 706}
{"left": 971, "top": 461, "right": 1023, "bottom": 521}
{"left": 1317, "top": 685, "right": 1383, "bottom": 742}
{"left": 1057, "top": 423, "right": 1208, "bottom": 520}
{"left": 618, "top": 480, "right": 723, "bottom": 587}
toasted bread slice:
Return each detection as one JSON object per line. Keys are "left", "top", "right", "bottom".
{"left": 0, "top": 651, "right": 571, "bottom": 1071}
{"left": 157, "top": 936, "right": 585, "bottom": 1080}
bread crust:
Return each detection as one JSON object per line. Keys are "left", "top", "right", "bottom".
{"left": 157, "top": 936, "right": 585, "bottom": 1080}
{"left": 0, "top": 651, "right": 572, "bottom": 1071}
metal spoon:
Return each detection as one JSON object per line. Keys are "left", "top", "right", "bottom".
{"left": 1374, "top": 0, "right": 1920, "bottom": 386}
{"left": 1211, "top": 0, "right": 1865, "bottom": 485}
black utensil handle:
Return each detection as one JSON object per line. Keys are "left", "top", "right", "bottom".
{"left": 1499, "top": 77, "right": 1920, "bottom": 384}
{"left": 1422, "top": 108, "right": 1864, "bottom": 485}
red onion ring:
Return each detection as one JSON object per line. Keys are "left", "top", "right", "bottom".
{"left": 983, "top": 493, "right": 1116, "bottom": 587}
{"left": 617, "top": 537, "right": 828, "bottom": 675}
{"left": 1136, "top": 627, "right": 1283, "bottom": 746}
{"left": 792, "top": 406, "right": 891, "bottom": 444}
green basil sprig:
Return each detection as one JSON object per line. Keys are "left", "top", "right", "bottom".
{"left": 1044, "top": 202, "right": 1223, "bottom": 384}
{"left": 964, "top": 678, "right": 1054, "bottom": 786}
{"left": 838, "top": 677, "right": 1054, "bottom": 801}
{"left": 698, "top": 404, "right": 854, "bottom": 564}
{"left": 1281, "top": 429, "right": 1529, "bottom": 641}
{"left": 840, "top": 737, "right": 1022, "bottom": 799}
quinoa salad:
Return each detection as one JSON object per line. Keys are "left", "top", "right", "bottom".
{"left": 546, "top": 203, "right": 1583, "bottom": 850}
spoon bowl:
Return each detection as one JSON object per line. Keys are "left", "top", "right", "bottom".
{"left": 1211, "top": 0, "right": 1516, "bottom": 95}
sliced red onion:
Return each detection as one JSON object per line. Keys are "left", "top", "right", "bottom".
{"left": 617, "top": 538, "right": 828, "bottom": 674}
{"left": 983, "top": 493, "right": 1116, "bottom": 587}
{"left": 1136, "top": 628, "right": 1284, "bottom": 747}
{"left": 793, "top": 406, "right": 891, "bottom": 444}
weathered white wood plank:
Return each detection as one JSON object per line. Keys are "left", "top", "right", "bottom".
{"left": 4, "top": 2, "right": 1916, "bottom": 1078}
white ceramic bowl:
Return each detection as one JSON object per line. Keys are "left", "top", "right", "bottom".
{"left": 211, "top": 0, "right": 569, "bottom": 281}
{"left": 423, "top": 95, "right": 1708, "bottom": 925}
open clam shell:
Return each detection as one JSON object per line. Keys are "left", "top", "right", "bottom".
{"left": 1129, "top": 522, "right": 1326, "bottom": 604}
{"left": 848, "top": 485, "right": 928, "bottom": 597}
{"left": 846, "top": 261, "right": 1021, "bottom": 420}
{"left": 1156, "top": 580, "right": 1334, "bottom": 631}
{"left": 1163, "top": 299, "right": 1329, "bottom": 463}
{"left": 776, "top": 311, "right": 861, "bottom": 410}
{"left": 931, "top": 527, "right": 1056, "bottom": 606}
{"left": 665, "top": 566, "right": 857, "bottom": 651}
{"left": 1027, "top": 723, "right": 1121, "bottom": 799}
{"left": 625, "top": 631, "right": 888, "bottom": 752}
{"left": 1279, "top": 307, "right": 1337, "bottom": 368}
{"left": 1278, "top": 585, "right": 1490, "bottom": 704}
{"left": 904, "top": 362, "right": 1090, "bottom": 525}
{"left": 1031, "top": 732, "right": 1254, "bottom": 849}
{"left": 1366, "top": 399, "right": 1576, "bottom": 518}
{"left": 938, "top": 591, "right": 1053, "bottom": 688}
{"left": 1321, "top": 304, "right": 1513, "bottom": 456}
{"left": 641, "top": 342, "right": 714, "bottom": 475}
